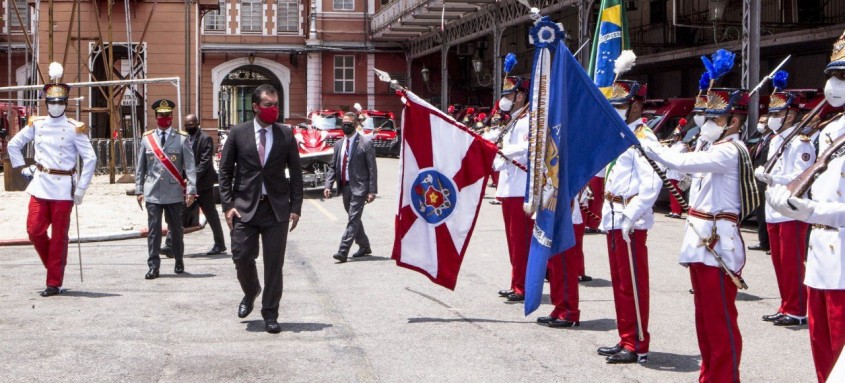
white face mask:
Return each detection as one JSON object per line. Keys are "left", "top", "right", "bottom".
{"left": 756, "top": 123, "right": 768, "bottom": 134}
{"left": 700, "top": 119, "right": 725, "bottom": 143}
{"left": 498, "top": 96, "right": 513, "bottom": 112}
{"left": 693, "top": 114, "right": 706, "bottom": 128}
{"left": 768, "top": 116, "right": 784, "bottom": 132}
{"left": 825, "top": 76, "right": 845, "bottom": 107}
{"left": 615, "top": 108, "right": 629, "bottom": 123}
{"left": 47, "top": 104, "right": 66, "bottom": 118}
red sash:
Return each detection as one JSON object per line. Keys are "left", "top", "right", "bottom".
{"left": 146, "top": 133, "right": 187, "bottom": 190}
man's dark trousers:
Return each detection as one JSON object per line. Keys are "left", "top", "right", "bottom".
{"left": 231, "top": 199, "right": 289, "bottom": 321}
{"left": 339, "top": 183, "right": 370, "bottom": 256}
{"left": 147, "top": 202, "right": 184, "bottom": 268}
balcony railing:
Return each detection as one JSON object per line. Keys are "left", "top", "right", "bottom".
{"left": 371, "top": 0, "right": 430, "bottom": 34}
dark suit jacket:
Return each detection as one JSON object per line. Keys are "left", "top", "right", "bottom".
{"left": 324, "top": 133, "right": 378, "bottom": 197}
{"left": 218, "top": 120, "right": 304, "bottom": 223}
{"left": 190, "top": 129, "right": 218, "bottom": 191}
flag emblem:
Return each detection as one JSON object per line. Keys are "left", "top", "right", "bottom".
{"left": 411, "top": 169, "right": 457, "bottom": 223}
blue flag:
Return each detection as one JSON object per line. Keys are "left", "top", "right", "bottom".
{"left": 524, "top": 41, "right": 639, "bottom": 316}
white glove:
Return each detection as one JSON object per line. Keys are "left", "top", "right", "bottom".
{"left": 754, "top": 166, "right": 774, "bottom": 186}
{"left": 21, "top": 165, "right": 36, "bottom": 179}
{"left": 73, "top": 187, "right": 86, "bottom": 206}
{"left": 492, "top": 156, "right": 506, "bottom": 172}
{"left": 620, "top": 215, "right": 634, "bottom": 243}
{"left": 640, "top": 141, "right": 665, "bottom": 161}
{"left": 767, "top": 184, "right": 813, "bottom": 222}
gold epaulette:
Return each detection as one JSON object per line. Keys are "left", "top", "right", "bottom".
{"left": 142, "top": 129, "right": 156, "bottom": 136}
{"left": 634, "top": 124, "right": 655, "bottom": 140}
{"left": 176, "top": 130, "right": 187, "bottom": 136}
{"left": 799, "top": 134, "right": 811, "bottom": 142}
{"left": 26, "top": 115, "right": 46, "bottom": 127}
{"left": 67, "top": 118, "right": 89, "bottom": 135}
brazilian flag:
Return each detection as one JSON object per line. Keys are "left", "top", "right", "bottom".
{"left": 587, "top": 0, "right": 630, "bottom": 97}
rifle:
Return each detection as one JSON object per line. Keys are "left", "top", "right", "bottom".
{"left": 763, "top": 100, "right": 827, "bottom": 173}
{"left": 787, "top": 131, "right": 845, "bottom": 196}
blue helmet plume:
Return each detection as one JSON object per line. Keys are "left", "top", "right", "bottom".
{"left": 706, "top": 49, "right": 736, "bottom": 81}
{"left": 698, "top": 72, "right": 711, "bottom": 91}
{"left": 772, "top": 70, "right": 788, "bottom": 91}
{"left": 503, "top": 53, "right": 517, "bottom": 74}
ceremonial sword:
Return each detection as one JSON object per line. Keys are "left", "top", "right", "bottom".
{"left": 686, "top": 221, "right": 748, "bottom": 290}
{"left": 74, "top": 161, "right": 83, "bottom": 283}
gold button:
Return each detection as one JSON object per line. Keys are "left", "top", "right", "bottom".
{"left": 831, "top": 244, "right": 836, "bottom": 253}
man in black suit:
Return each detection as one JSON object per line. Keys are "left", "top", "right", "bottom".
{"left": 748, "top": 116, "right": 772, "bottom": 252}
{"left": 218, "top": 84, "right": 303, "bottom": 334}
{"left": 163, "top": 114, "right": 227, "bottom": 256}
{"left": 323, "top": 112, "right": 378, "bottom": 263}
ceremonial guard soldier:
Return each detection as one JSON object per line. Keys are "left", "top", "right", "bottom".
{"left": 6, "top": 62, "right": 97, "bottom": 296}
{"left": 754, "top": 77, "right": 817, "bottom": 327}
{"left": 767, "top": 30, "right": 845, "bottom": 382}
{"left": 664, "top": 125, "right": 689, "bottom": 219}
{"left": 493, "top": 76, "right": 531, "bottom": 302}
{"left": 135, "top": 99, "right": 197, "bottom": 279}
{"left": 598, "top": 77, "right": 662, "bottom": 364}
{"left": 643, "top": 49, "right": 757, "bottom": 383}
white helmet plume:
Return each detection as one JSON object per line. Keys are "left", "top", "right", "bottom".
{"left": 48, "top": 62, "right": 64, "bottom": 82}
{"left": 613, "top": 50, "right": 637, "bottom": 76}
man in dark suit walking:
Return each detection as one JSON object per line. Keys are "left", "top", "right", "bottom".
{"left": 323, "top": 112, "right": 378, "bottom": 263}
{"left": 163, "top": 114, "right": 227, "bottom": 256}
{"left": 218, "top": 84, "right": 303, "bottom": 334}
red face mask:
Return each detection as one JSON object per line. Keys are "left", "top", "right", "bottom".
{"left": 256, "top": 105, "right": 279, "bottom": 124}
{"left": 156, "top": 116, "right": 172, "bottom": 128}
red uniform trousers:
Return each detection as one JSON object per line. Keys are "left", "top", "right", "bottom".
{"left": 26, "top": 196, "right": 74, "bottom": 288}
{"left": 586, "top": 176, "right": 604, "bottom": 230}
{"left": 667, "top": 179, "right": 684, "bottom": 215}
{"left": 500, "top": 197, "right": 532, "bottom": 295}
{"left": 547, "top": 224, "right": 584, "bottom": 321}
{"left": 689, "top": 263, "right": 742, "bottom": 383}
{"left": 606, "top": 229, "right": 650, "bottom": 354}
{"left": 490, "top": 171, "right": 500, "bottom": 187}
{"left": 571, "top": 223, "right": 586, "bottom": 277}
{"left": 767, "top": 221, "right": 809, "bottom": 317}
{"left": 808, "top": 287, "right": 845, "bottom": 383}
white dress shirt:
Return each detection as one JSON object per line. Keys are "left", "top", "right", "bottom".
{"left": 339, "top": 132, "right": 359, "bottom": 183}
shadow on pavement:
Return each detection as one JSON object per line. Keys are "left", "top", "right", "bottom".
{"left": 186, "top": 252, "right": 230, "bottom": 260}
{"left": 576, "top": 318, "right": 617, "bottom": 332}
{"left": 406, "top": 317, "right": 531, "bottom": 325}
{"left": 60, "top": 290, "right": 122, "bottom": 298}
{"left": 580, "top": 278, "right": 612, "bottom": 288}
{"left": 242, "top": 320, "right": 333, "bottom": 333}
{"left": 736, "top": 292, "right": 765, "bottom": 302}
{"left": 641, "top": 351, "right": 701, "bottom": 373}
{"left": 158, "top": 273, "right": 216, "bottom": 278}
{"left": 348, "top": 255, "right": 392, "bottom": 263}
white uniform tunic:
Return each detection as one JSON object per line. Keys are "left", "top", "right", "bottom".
{"left": 7, "top": 116, "right": 97, "bottom": 201}
{"left": 494, "top": 113, "right": 529, "bottom": 198}
{"left": 806, "top": 115, "right": 845, "bottom": 289}
{"left": 600, "top": 122, "right": 662, "bottom": 231}
{"left": 764, "top": 126, "right": 816, "bottom": 223}
{"left": 665, "top": 141, "right": 689, "bottom": 181}
{"left": 647, "top": 134, "right": 745, "bottom": 273}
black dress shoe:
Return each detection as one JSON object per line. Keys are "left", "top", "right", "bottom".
{"left": 39, "top": 286, "right": 62, "bottom": 297}
{"left": 352, "top": 247, "right": 372, "bottom": 258}
{"left": 762, "top": 312, "right": 783, "bottom": 322}
{"left": 579, "top": 275, "right": 593, "bottom": 282}
{"left": 747, "top": 243, "right": 770, "bottom": 251}
{"left": 333, "top": 253, "right": 348, "bottom": 263}
{"left": 238, "top": 289, "right": 262, "bottom": 318}
{"left": 606, "top": 349, "right": 647, "bottom": 364}
{"left": 584, "top": 228, "right": 600, "bottom": 234}
{"left": 265, "top": 319, "right": 282, "bottom": 334}
{"left": 160, "top": 245, "right": 174, "bottom": 258}
{"left": 536, "top": 316, "right": 555, "bottom": 324}
{"left": 174, "top": 260, "right": 184, "bottom": 274}
{"left": 773, "top": 315, "right": 807, "bottom": 326}
{"left": 597, "top": 344, "right": 623, "bottom": 356}
{"left": 548, "top": 319, "right": 580, "bottom": 328}
{"left": 498, "top": 289, "right": 514, "bottom": 297}
{"left": 506, "top": 293, "right": 525, "bottom": 302}
{"left": 206, "top": 244, "right": 227, "bottom": 255}
{"left": 145, "top": 268, "right": 159, "bottom": 280}
{"left": 489, "top": 200, "right": 502, "bottom": 205}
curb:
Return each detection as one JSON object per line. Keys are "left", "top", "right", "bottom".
{"left": 0, "top": 216, "right": 208, "bottom": 247}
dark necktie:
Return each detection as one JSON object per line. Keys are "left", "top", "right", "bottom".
{"left": 341, "top": 138, "right": 350, "bottom": 185}
{"left": 258, "top": 128, "right": 267, "bottom": 166}
{"left": 160, "top": 131, "right": 166, "bottom": 146}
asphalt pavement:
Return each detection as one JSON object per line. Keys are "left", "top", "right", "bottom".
{"left": 0, "top": 157, "right": 814, "bottom": 382}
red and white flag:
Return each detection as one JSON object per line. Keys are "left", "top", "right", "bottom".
{"left": 392, "top": 91, "right": 498, "bottom": 290}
